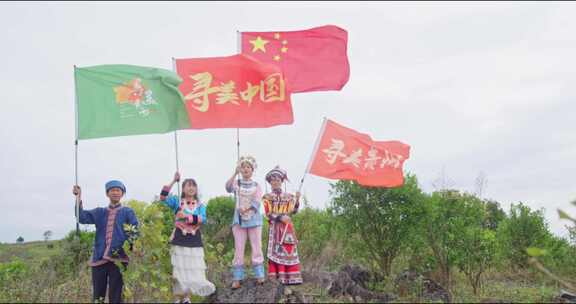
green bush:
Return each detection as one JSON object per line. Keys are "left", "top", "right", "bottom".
{"left": 539, "top": 235, "right": 576, "bottom": 276}
{"left": 121, "top": 200, "right": 173, "bottom": 302}
{"left": 204, "top": 195, "right": 235, "bottom": 253}
{"left": 291, "top": 205, "right": 344, "bottom": 270}
{"left": 329, "top": 174, "right": 426, "bottom": 277}
{"left": 497, "top": 203, "right": 551, "bottom": 269}
{"left": 0, "top": 258, "right": 27, "bottom": 283}
{"left": 483, "top": 200, "right": 506, "bottom": 230}
{"left": 421, "top": 190, "right": 497, "bottom": 293}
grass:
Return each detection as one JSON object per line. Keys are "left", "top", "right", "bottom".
{"left": 0, "top": 240, "right": 567, "bottom": 303}
{"left": 0, "top": 240, "right": 61, "bottom": 263}
{"left": 451, "top": 271, "right": 557, "bottom": 303}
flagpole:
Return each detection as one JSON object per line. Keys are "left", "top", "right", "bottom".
{"left": 171, "top": 57, "right": 181, "bottom": 197}
{"left": 236, "top": 30, "right": 241, "bottom": 153}
{"left": 174, "top": 131, "right": 181, "bottom": 195}
{"left": 73, "top": 65, "right": 80, "bottom": 237}
{"left": 236, "top": 30, "right": 241, "bottom": 190}
{"left": 236, "top": 31, "right": 241, "bottom": 157}
{"left": 298, "top": 117, "right": 328, "bottom": 193}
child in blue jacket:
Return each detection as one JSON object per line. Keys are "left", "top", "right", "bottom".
{"left": 73, "top": 180, "right": 138, "bottom": 303}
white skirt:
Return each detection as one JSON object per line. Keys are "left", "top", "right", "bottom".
{"left": 170, "top": 246, "right": 216, "bottom": 297}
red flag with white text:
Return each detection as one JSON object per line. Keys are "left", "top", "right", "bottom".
{"left": 308, "top": 119, "right": 410, "bottom": 187}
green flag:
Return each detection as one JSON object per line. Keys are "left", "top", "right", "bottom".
{"left": 75, "top": 65, "right": 190, "bottom": 140}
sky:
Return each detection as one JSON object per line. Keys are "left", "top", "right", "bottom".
{"left": 0, "top": 1, "right": 575, "bottom": 243}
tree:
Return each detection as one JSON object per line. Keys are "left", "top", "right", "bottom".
{"left": 421, "top": 190, "right": 494, "bottom": 292}
{"left": 204, "top": 196, "right": 236, "bottom": 252}
{"left": 292, "top": 205, "right": 342, "bottom": 270}
{"left": 483, "top": 200, "right": 506, "bottom": 230}
{"left": 568, "top": 225, "right": 576, "bottom": 247}
{"left": 497, "top": 202, "right": 551, "bottom": 269}
{"left": 329, "top": 174, "right": 425, "bottom": 277}
{"left": 43, "top": 230, "right": 53, "bottom": 242}
{"left": 456, "top": 227, "right": 496, "bottom": 295}
{"left": 121, "top": 200, "right": 173, "bottom": 302}
{"left": 16, "top": 236, "right": 24, "bottom": 244}
{"left": 528, "top": 199, "right": 576, "bottom": 294}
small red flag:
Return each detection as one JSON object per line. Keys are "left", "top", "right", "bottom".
{"left": 175, "top": 54, "right": 293, "bottom": 129}
{"left": 308, "top": 119, "right": 410, "bottom": 187}
{"left": 241, "top": 25, "right": 350, "bottom": 93}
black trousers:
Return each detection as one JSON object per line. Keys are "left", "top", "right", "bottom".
{"left": 91, "top": 262, "right": 126, "bottom": 303}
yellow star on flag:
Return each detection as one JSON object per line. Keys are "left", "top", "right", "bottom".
{"left": 250, "top": 36, "right": 269, "bottom": 53}
{"left": 281, "top": 47, "right": 288, "bottom": 53}
{"left": 274, "top": 33, "right": 280, "bottom": 39}
{"left": 273, "top": 55, "right": 281, "bottom": 61}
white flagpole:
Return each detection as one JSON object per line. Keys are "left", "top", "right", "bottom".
{"left": 73, "top": 65, "right": 80, "bottom": 237}
{"left": 236, "top": 30, "right": 241, "bottom": 158}
{"left": 235, "top": 30, "right": 241, "bottom": 202}
{"left": 171, "top": 57, "right": 181, "bottom": 197}
{"left": 298, "top": 117, "right": 328, "bottom": 193}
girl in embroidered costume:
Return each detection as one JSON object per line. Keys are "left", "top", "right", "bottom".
{"left": 263, "top": 166, "right": 303, "bottom": 285}
{"left": 225, "top": 155, "right": 265, "bottom": 289}
{"left": 159, "top": 172, "right": 215, "bottom": 303}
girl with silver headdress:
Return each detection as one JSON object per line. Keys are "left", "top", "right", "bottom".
{"left": 263, "top": 166, "right": 303, "bottom": 285}
{"left": 225, "top": 155, "right": 265, "bottom": 289}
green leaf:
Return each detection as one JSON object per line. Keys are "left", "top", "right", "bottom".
{"left": 526, "top": 247, "right": 547, "bottom": 257}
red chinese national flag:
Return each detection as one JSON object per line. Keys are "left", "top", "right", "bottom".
{"left": 175, "top": 54, "right": 293, "bottom": 129}
{"left": 308, "top": 119, "right": 410, "bottom": 187}
{"left": 241, "top": 25, "right": 350, "bottom": 93}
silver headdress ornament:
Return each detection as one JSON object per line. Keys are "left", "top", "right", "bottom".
{"left": 265, "top": 165, "right": 288, "bottom": 183}
{"left": 237, "top": 155, "right": 257, "bottom": 170}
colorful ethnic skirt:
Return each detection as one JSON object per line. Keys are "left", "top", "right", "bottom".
{"left": 267, "top": 222, "right": 303, "bottom": 285}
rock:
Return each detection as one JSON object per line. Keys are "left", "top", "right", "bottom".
{"left": 307, "top": 265, "right": 395, "bottom": 303}
{"left": 394, "top": 269, "right": 451, "bottom": 303}
{"left": 394, "top": 269, "right": 423, "bottom": 297}
{"left": 422, "top": 277, "right": 451, "bottom": 303}
{"left": 208, "top": 265, "right": 395, "bottom": 303}
{"left": 207, "top": 278, "right": 284, "bottom": 303}
{"left": 556, "top": 289, "right": 576, "bottom": 303}
{"left": 206, "top": 278, "right": 311, "bottom": 303}
{"left": 341, "top": 264, "right": 372, "bottom": 289}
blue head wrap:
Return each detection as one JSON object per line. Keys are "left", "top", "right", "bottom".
{"left": 105, "top": 180, "right": 126, "bottom": 193}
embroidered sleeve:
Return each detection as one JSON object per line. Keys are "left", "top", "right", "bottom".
{"left": 263, "top": 195, "right": 281, "bottom": 222}
{"left": 77, "top": 201, "right": 97, "bottom": 225}
{"left": 158, "top": 192, "right": 179, "bottom": 214}
{"left": 166, "top": 196, "right": 180, "bottom": 214}
{"left": 225, "top": 179, "right": 237, "bottom": 194}
{"left": 263, "top": 196, "right": 271, "bottom": 216}
{"left": 159, "top": 185, "right": 171, "bottom": 201}
{"left": 293, "top": 197, "right": 300, "bottom": 214}
{"left": 289, "top": 194, "right": 299, "bottom": 215}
